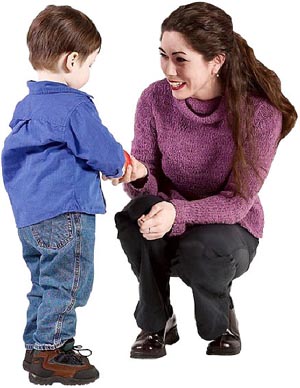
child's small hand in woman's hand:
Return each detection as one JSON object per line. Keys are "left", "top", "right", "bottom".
{"left": 102, "top": 156, "right": 147, "bottom": 185}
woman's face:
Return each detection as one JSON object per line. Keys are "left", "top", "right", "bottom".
{"left": 160, "top": 31, "right": 221, "bottom": 100}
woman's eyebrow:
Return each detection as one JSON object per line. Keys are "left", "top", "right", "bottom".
{"left": 159, "top": 47, "right": 187, "bottom": 55}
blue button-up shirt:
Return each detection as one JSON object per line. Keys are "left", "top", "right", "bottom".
{"left": 2, "top": 81, "right": 125, "bottom": 227}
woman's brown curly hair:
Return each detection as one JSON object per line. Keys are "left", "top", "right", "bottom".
{"left": 161, "top": 2, "right": 297, "bottom": 197}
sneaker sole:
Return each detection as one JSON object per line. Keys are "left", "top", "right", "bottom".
{"left": 29, "top": 373, "right": 99, "bottom": 385}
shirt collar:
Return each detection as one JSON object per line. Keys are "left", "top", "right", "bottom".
{"left": 27, "top": 80, "right": 93, "bottom": 99}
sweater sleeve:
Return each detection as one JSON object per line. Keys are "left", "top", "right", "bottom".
{"left": 124, "top": 88, "right": 161, "bottom": 197}
{"left": 65, "top": 100, "right": 125, "bottom": 178}
{"left": 169, "top": 102, "right": 282, "bottom": 236}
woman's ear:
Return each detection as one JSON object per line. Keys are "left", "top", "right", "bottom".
{"left": 66, "top": 52, "right": 79, "bottom": 72}
{"left": 212, "top": 53, "right": 226, "bottom": 76}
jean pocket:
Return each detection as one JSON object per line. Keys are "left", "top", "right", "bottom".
{"left": 31, "top": 213, "right": 74, "bottom": 249}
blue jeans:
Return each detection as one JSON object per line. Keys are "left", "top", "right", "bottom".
{"left": 18, "top": 212, "right": 95, "bottom": 350}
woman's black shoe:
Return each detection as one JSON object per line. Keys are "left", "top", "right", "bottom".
{"left": 206, "top": 308, "right": 241, "bottom": 356}
{"left": 130, "top": 314, "right": 179, "bottom": 359}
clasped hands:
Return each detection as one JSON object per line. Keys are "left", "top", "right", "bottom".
{"left": 102, "top": 155, "right": 147, "bottom": 186}
{"left": 102, "top": 155, "right": 176, "bottom": 240}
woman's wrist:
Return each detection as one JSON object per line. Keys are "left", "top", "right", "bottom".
{"left": 131, "top": 169, "right": 148, "bottom": 188}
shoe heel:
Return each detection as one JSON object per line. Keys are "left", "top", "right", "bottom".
{"left": 165, "top": 325, "right": 180, "bottom": 345}
{"left": 23, "top": 360, "right": 31, "bottom": 372}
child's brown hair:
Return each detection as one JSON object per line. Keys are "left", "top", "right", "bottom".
{"left": 27, "top": 5, "right": 101, "bottom": 71}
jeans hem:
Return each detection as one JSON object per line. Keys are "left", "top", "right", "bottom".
{"left": 25, "top": 338, "right": 70, "bottom": 351}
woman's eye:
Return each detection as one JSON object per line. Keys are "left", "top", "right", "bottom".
{"left": 176, "top": 57, "right": 187, "bottom": 63}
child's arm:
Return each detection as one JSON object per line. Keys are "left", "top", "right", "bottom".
{"left": 65, "top": 101, "right": 125, "bottom": 178}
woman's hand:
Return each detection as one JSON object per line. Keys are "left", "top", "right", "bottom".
{"left": 102, "top": 155, "right": 147, "bottom": 186}
{"left": 137, "top": 201, "right": 176, "bottom": 240}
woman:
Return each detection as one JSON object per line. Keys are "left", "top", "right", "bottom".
{"left": 113, "top": 2, "right": 297, "bottom": 357}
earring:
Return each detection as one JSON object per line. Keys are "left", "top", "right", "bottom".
{"left": 216, "top": 73, "right": 220, "bottom": 78}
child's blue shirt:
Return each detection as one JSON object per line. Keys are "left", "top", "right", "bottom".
{"left": 2, "top": 81, "right": 125, "bottom": 227}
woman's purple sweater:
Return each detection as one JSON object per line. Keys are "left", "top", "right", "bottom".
{"left": 125, "top": 79, "right": 282, "bottom": 238}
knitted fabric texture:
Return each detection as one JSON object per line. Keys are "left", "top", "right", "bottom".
{"left": 125, "top": 79, "right": 282, "bottom": 238}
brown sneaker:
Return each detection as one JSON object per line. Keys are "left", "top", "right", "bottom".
{"left": 28, "top": 339, "right": 99, "bottom": 385}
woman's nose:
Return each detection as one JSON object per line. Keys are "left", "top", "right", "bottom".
{"left": 163, "top": 60, "right": 177, "bottom": 77}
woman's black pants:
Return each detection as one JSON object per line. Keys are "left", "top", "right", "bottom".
{"left": 115, "top": 195, "right": 259, "bottom": 340}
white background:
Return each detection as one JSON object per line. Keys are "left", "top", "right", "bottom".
{"left": 0, "top": 1, "right": 299, "bottom": 387}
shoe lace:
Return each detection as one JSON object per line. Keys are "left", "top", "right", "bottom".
{"left": 72, "top": 345, "right": 92, "bottom": 357}
{"left": 55, "top": 344, "right": 92, "bottom": 365}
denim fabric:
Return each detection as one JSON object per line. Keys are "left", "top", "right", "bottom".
{"left": 18, "top": 212, "right": 95, "bottom": 350}
{"left": 2, "top": 80, "right": 125, "bottom": 228}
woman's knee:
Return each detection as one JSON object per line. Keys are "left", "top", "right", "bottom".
{"left": 116, "top": 195, "right": 163, "bottom": 224}
{"left": 175, "top": 237, "right": 236, "bottom": 293}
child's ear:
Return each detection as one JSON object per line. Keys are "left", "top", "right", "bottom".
{"left": 66, "top": 52, "right": 79, "bottom": 71}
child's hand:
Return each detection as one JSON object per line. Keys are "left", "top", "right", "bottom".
{"left": 101, "top": 174, "right": 122, "bottom": 185}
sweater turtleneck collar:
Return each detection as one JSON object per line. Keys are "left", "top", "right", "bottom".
{"left": 174, "top": 94, "right": 226, "bottom": 124}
